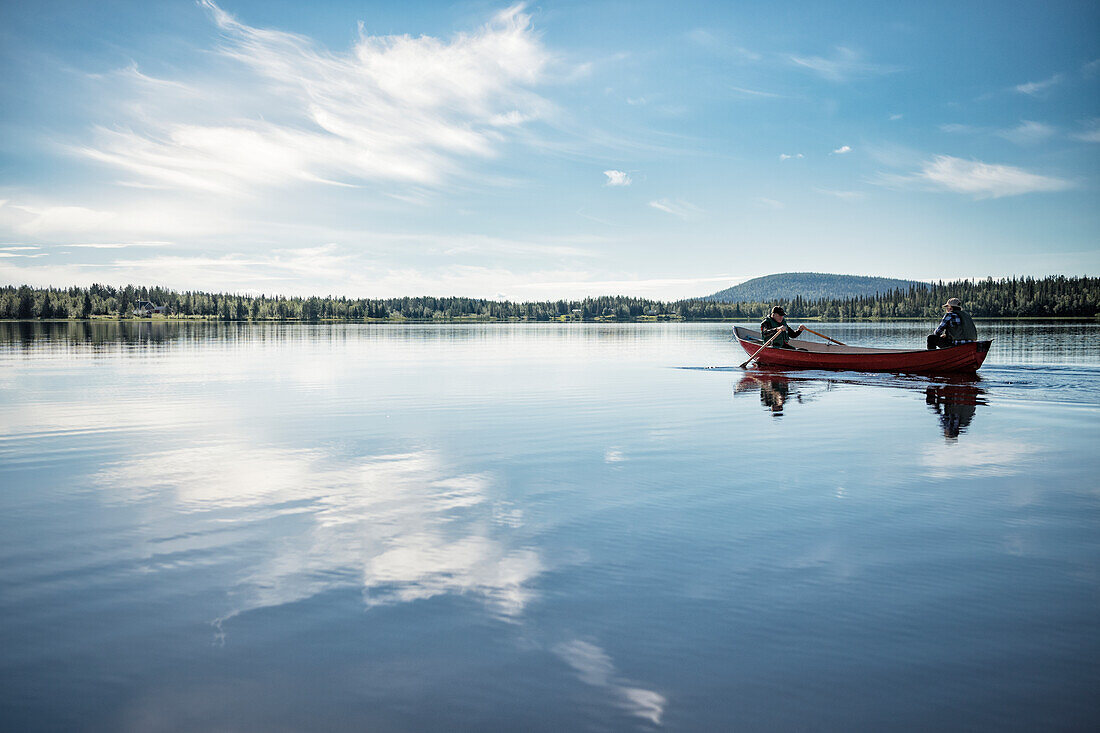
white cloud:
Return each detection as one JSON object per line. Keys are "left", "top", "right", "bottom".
{"left": 602, "top": 169, "right": 632, "bottom": 186}
{"left": 648, "top": 198, "right": 701, "bottom": 220}
{"left": 939, "top": 123, "right": 979, "bottom": 134}
{"left": 889, "top": 113, "right": 903, "bottom": 120}
{"left": 685, "top": 28, "right": 760, "bottom": 61}
{"left": 1014, "top": 73, "right": 1062, "bottom": 95}
{"left": 814, "top": 188, "right": 864, "bottom": 200}
{"left": 0, "top": 198, "right": 236, "bottom": 239}
{"left": 997, "top": 120, "right": 1055, "bottom": 145}
{"left": 778, "top": 153, "right": 803, "bottom": 161}
{"left": 878, "top": 155, "right": 1072, "bottom": 198}
{"left": 751, "top": 197, "right": 783, "bottom": 209}
{"left": 729, "top": 85, "right": 782, "bottom": 98}
{"left": 56, "top": 241, "right": 172, "bottom": 249}
{"left": 832, "top": 145, "right": 852, "bottom": 154}
{"left": 79, "top": 2, "right": 556, "bottom": 194}
{"left": 0, "top": 244, "right": 740, "bottom": 300}
{"left": 3, "top": 203, "right": 115, "bottom": 235}
{"left": 515, "top": 273, "right": 738, "bottom": 298}
{"left": 1072, "top": 119, "right": 1100, "bottom": 142}
{"left": 788, "top": 46, "right": 898, "bottom": 82}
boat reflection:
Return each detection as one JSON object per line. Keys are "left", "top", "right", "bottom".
{"left": 735, "top": 370, "right": 988, "bottom": 440}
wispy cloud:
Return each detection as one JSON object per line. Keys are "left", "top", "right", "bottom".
{"left": 1071, "top": 118, "right": 1100, "bottom": 142}
{"left": 889, "top": 113, "right": 903, "bottom": 121}
{"left": 603, "top": 169, "right": 632, "bottom": 186}
{"left": 832, "top": 145, "right": 852, "bottom": 154}
{"left": 788, "top": 46, "right": 898, "bottom": 82}
{"left": 997, "top": 120, "right": 1055, "bottom": 145}
{"left": 78, "top": 2, "right": 557, "bottom": 194}
{"left": 876, "top": 155, "right": 1072, "bottom": 198}
{"left": 685, "top": 28, "right": 761, "bottom": 61}
{"left": 779, "top": 153, "right": 803, "bottom": 161}
{"left": 3, "top": 203, "right": 115, "bottom": 235}
{"left": 1014, "top": 73, "right": 1062, "bottom": 95}
{"left": 431, "top": 233, "right": 601, "bottom": 258}
{"left": 0, "top": 241, "right": 741, "bottom": 300}
{"left": 0, "top": 199, "right": 232, "bottom": 239}
{"left": 648, "top": 198, "right": 701, "bottom": 220}
{"left": 729, "top": 85, "right": 782, "bottom": 98}
{"left": 814, "top": 188, "right": 864, "bottom": 200}
{"left": 751, "top": 197, "right": 783, "bottom": 209}
{"left": 940, "top": 123, "right": 980, "bottom": 134}
{"left": 942, "top": 120, "right": 1056, "bottom": 144}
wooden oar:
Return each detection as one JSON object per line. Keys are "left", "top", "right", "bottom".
{"left": 801, "top": 326, "right": 846, "bottom": 346}
{"left": 740, "top": 328, "right": 785, "bottom": 368}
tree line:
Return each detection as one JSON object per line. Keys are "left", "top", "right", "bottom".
{"left": 1, "top": 276, "right": 1096, "bottom": 322}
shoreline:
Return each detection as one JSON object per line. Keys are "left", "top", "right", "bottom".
{"left": 3, "top": 316, "right": 1097, "bottom": 324}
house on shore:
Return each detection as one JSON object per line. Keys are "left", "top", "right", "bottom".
{"left": 133, "top": 300, "right": 167, "bottom": 317}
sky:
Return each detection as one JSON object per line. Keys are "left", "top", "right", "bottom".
{"left": 0, "top": 0, "right": 1097, "bottom": 300}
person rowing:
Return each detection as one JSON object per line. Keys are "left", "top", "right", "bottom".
{"left": 760, "top": 305, "right": 805, "bottom": 349}
{"left": 927, "top": 297, "right": 978, "bottom": 350}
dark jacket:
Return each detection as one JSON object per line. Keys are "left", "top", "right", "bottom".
{"left": 934, "top": 309, "right": 978, "bottom": 342}
{"left": 760, "top": 316, "right": 800, "bottom": 348}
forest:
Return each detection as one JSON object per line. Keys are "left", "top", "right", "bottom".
{"left": 1, "top": 276, "right": 1097, "bottom": 322}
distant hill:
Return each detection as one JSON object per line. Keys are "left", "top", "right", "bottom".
{"left": 702, "top": 272, "right": 928, "bottom": 302}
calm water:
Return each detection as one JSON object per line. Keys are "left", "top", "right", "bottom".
{"left": 2, "top": 321, "right": 1098, "bottom": 732}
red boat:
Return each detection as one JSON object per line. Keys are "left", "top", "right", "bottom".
{"left": 733, "top": 326, "right": 992, "bottom": 373}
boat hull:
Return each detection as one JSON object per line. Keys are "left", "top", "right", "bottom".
{"left": 735, "top": 330, "right": 991, "bottom": 373}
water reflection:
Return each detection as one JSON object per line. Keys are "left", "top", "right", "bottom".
{"left": 96, "top": 446, "right": 543, "bottom": 622}
{"left": 925, "top": 380, "right": 988, "bottom": 441}
{"left": 735, "top": 370, "right": 989, "bottom": 442}
{"left": 91, "top": 440, "right": 668, "bottom": 723}
{"left": 554, "top": 639, "right": 667, "bottom": 725}
{"left": 3, "top": 322, "right": 1097, "bottom": 731}
{"left": 735, "top": 373, "right": 808, "bottom": 416}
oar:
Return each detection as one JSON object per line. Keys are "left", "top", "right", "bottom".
{"left": 801, "top": 326, "right": 846, "bottom": 346}
{"left": 740, "top": 329, "right": 785, "bottom": 368}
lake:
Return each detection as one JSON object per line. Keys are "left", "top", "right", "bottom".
{"left": 1, "top": 320, "right": 1098, "bottom": 731}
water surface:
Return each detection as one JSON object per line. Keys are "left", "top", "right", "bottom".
{"left": 2, "top": 321, "right": 1098, "bottom": 731}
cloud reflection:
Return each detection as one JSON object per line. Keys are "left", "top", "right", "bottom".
{"left": 96, "top": 446, "right": 542, "bottom": 621}
{"left": 921, "top": 438, "right": 1038, "bottom": 478}
{"left": 95, "top": 442, "right": 666, "bottom": 720}
{"left": 554, "top": 639, "right": 667, "bottom": 725}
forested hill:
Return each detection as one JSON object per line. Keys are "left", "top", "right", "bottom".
{"left": 0, "top": 276, "right": 1097, "bottom": 321}
{"left": 704, "top": 272, "right": 927, "bottom": 302}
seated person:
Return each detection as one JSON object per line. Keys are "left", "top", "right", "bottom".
{"left": 760, "top": 305, "right": 805, "bottom": 348}
{"left": 927, "top": 297, "right": 978, "bottom": 349}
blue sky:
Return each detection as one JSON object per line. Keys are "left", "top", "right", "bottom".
{"left": 0, "top": 0, "right": 1097, "bottom": 299}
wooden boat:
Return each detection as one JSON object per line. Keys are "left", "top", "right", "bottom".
{"left": 733, "top": 326, "right": 992, "bottom": 373}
